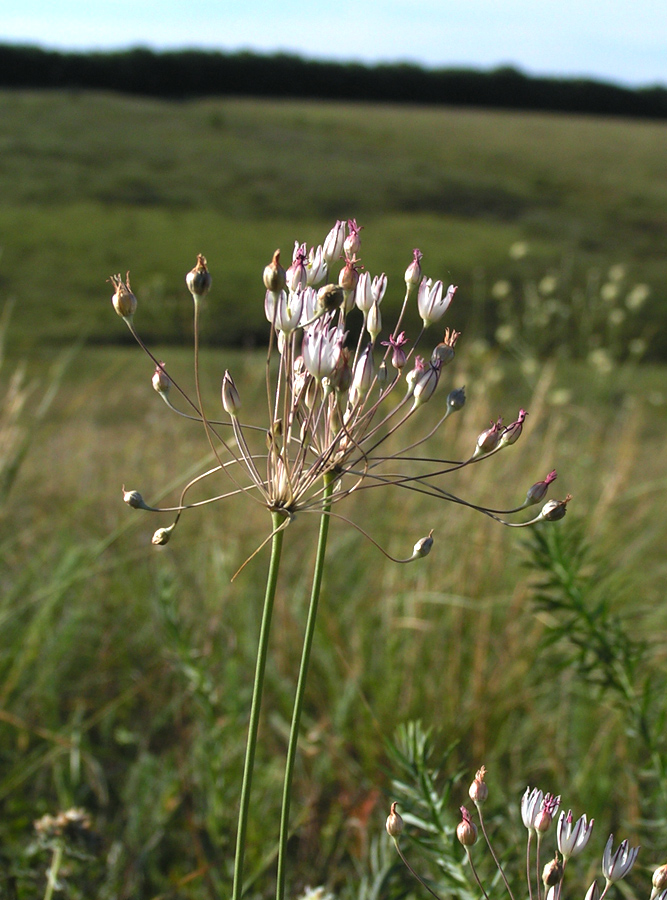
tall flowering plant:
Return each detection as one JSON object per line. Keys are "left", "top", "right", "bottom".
{"left": 111, "top": 220, "right": 570, "bottom": 899}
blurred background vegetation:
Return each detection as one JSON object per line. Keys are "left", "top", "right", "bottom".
{"left": 0, "top": 66, "right": 666, "bottom": 899}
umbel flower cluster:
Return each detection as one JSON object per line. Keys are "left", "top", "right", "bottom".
{"left": 387, "top": 768, "right": 665, "bottom": 900}
{"left": 112, "top": 219, "right": 570, "bottom": 556}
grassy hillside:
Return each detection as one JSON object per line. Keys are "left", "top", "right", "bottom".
{"left": 1, "top": 90, "right": 665, "bottom": 350}
{"left": 1, "top": 90, "right": 667, "bottom": 898}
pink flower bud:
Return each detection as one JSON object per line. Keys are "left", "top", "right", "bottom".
{"left": 405, "top": 248, "right": 423, "bottom": 287}
{"left": 344, "top": 218, "right": 362, "bottom": 257}
{"left": 456, "top": 807, "right": 478, "bottom": 847}
{"left": 525, "top": 470, "right": 557, "bottom": 505}
{"left": 535, "top": 793, "right": 561, "bottom": 834}
{"left": 500, "top": 408, "right": 527, "bottom": 447}
{"left": 474, "top": 418, "right": 503, "bottom": 457}
{"left": 406, "top": 355, "right": 426, "bottom": 393}
{"left": 287, "top": 243, "right": 309, "bottom": 292}
{"left": 381, "top": 332, "right": 409, "bottom": 370}
{"left": 152, "top": 361, "right": 171, "bottom": 395}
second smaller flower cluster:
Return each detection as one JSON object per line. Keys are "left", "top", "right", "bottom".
{"left": 386, "top": 767, "right": 662, "bottom": 900}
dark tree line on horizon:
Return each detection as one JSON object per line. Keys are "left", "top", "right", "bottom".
{"left": 2, "top": 43, "right": 667, "bottom": 118}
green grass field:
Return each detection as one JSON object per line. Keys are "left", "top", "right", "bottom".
{"left": 1, "top": 91, "right": 667, "bottom": 899}
{"left": 1, "top": 90, "right": 666, "bottom": 350}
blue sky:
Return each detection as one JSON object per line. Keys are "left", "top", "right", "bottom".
{"left": 3, "top": 0, "right": 667, "bottom": 88}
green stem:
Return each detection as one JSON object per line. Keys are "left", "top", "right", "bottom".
{"left": 232, "top": 510, "right": 286, "bottom": 900}
{"left": 43, "top": 841, "right": 63, "bottom": 900}
{"left": 276, "top": 474, "right": 335, "bottom": 900}
{"left": 475, "top": 802, "right": 516, "bottom": 900}
{"left": 394, "top": 837, "right": 444, "bottom": 900}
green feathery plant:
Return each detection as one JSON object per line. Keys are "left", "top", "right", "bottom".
{"left": 523, "top": 523, "right": 667, "bottom": 848}
{"left": 110, "top": 219, "right": 571, "bottom": 899}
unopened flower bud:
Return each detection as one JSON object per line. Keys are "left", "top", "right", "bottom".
{"left": 536, "top": 809, "right": 554, "bottom": 833}
{"left": 263, "top": 249, "right": 287, "bottom": 294}
{"left": 355, "top": 271, "right": 374, "bottom": 314}
{"left": 152, "top": 361, "right": 171, "bottom": 395}
{"left": 412, "top": 360, "right": 442, "bottom": 408}
{"left": 525, "top": 470, "right": 557, "bottom": 505}
{"left": 405, "top": 355, "right": 426, "bottom": 395}
{"left": 411, "top": 529, "right": 434, "bottom": 559}
{"left": 350, "top": 344, "right": 375, "bottom": 405}
{"left": 152, "top": 524, "right": 175, "bottom": 546}
{"left": 542, "top": 854, "right": 563, "bottom": 888}
{"left": 330, "top": 348, "right": 352, "bottom": 394}
{"left": 405, "top": 248, "right": 423, "bottom": 287}
{"left": 584, "top": 881, "right": 601, "bottom": 900}
{"left": 500, "top": 409, "right": 527, "bottom": 447}
{"left": 473, "top": 418, "right": 503, "bottom": 457}
{"left": 339, "top": 258, "right": 360, "bottom": 293}
{"left": 186, "top": 254, "right": 212, "bottom": 299}
{"left": 386, "top": 801, "right": 404, "bottom": 837}
{"left": 535, "top": 793, "right": 561, "bottom": 834}
{"left": 456, "top": 807, "right": 478, "bottom": 847}
{"left": 540, "top": 495, "right": 572, "bottom": 522}
{"left": 366, "top": 300, "right": 382, "bottom": 342}
{"left": 469, "top": 766, "right": 488, "bottom": 804}
{"left": 447, "top": 387, "right": 466, "bottom": 412}
{"left": 431, "top": 327, "right": 460, "bottom": 365}
{"left": 317, "top": 283, "right": 345, "bottom": 313}
{"left": 122, "top": 487, "right": 147, "bottom": 509}
{"left": 344, "top": 218, "right": 362, "bottom": 257}
{"left": 651, "top": 865, "right": 667, "bottom": 900}
{"left": 287, "top": 243, "right": 309, "bottom": 293}
{"left": 222, "top": 370, "right": 242, "bottom": 417}
{"left": 307, "top": 245, "right": 327, "bottom": 286}
{"left": 322, "top": 220, "right": 346, "bottom": 266}
{"left": 110, "top": 272, "right": 137, "bottom": 320}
